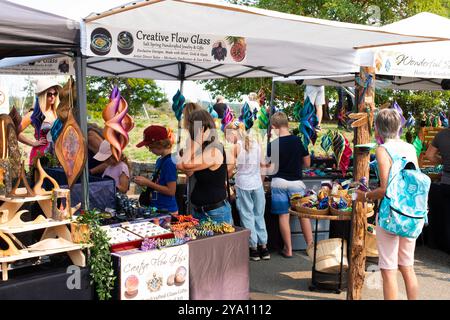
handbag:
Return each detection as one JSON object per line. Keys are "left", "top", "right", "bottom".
{"left": 138, "top": 155, "right": 171, "bottom": 207}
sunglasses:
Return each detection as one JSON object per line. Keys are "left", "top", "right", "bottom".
{"left": 47, "top": 92, "right": 58, "bottom": 97}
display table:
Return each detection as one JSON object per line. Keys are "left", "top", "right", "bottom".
{"left": 427, "top": 182, "right": 450, "bottom": 253}
{"left": 188, "top": 227, "right": 250, "bottom": 300}
{"left": 111, "top": 227, "right": 251, "bottom": 300}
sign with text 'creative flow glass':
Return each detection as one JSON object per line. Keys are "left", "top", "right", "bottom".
{"left": 84, "top": 24, "right": 248, "bottom": 64}
{"left": 113, "top": 244, "right": 189, "bottom": 300}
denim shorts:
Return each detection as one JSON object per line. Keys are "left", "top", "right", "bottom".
{"left": 271, "top": 178, "right": 306, "bottom": 214}
{"left": 193, "top": 200, "right": 233, "bottom": 224}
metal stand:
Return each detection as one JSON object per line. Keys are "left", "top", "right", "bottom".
{"left": 309, "top": 219, "right": 348, "bottom": 294}
{"left": 289, "top": 209, "right": 357, "bottom": 294}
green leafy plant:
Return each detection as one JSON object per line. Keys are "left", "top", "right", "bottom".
{"left": 75, "top": 209, "right": 116, "bottom": 300}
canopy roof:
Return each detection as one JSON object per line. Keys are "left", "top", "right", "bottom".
{"left": 80, "top": 0, "right": 443, "bottom": 80}
{"left": 0, "top": 0, "right": 80, "bottom": 59}
{"left": 273, "top": 74, "right": 446, "bottom": 91}
{"left": 381, "top": 12, "right": 450, "bottom": 38}
{"left": 274, "top": 12, "right": 450, "bottom": 90}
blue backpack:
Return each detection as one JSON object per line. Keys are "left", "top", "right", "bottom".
{"left": 378, "top": 144, "right": 431, "bottom": 239}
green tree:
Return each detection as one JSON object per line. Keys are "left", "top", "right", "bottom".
{"left": 21, "top": 76, "right": 36, "bottom": 115}
{"left": 86, "top": 77, "right": 167, "bottom": 116}
{"left": 201, "top": 0, "right": 450, "bottom": 119}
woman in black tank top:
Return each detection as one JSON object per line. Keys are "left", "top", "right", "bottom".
{"left": 177, "top": 110, "right": 232, "bottom": 224}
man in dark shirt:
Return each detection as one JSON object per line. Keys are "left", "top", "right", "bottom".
{"left": 265, "top": 111, "right": 311, "bottom": 258}
{"left": 213, "top": 95, "right": 227, "bottom": 119}
{"left": 425, "top": 112, "right": 450, "bottom": 253}
{"left": 425, "top": 119, "right": 450, "bottom": 185}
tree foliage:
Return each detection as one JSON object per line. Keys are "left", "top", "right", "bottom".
{"left": 201, "top": 0, "right": 450, "bottom": 120}
{"left": 87, "top": 77, "right": 167, "bottom": 116}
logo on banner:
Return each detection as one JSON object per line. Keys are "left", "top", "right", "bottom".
{"left": 117, "top": 31, "right": 134, "bottom": 55}
{"left": 385, "top": 59, "right": 392, "bottom": 72}
{"left": 90, "top": 27, "right": 113, "bottom": 56}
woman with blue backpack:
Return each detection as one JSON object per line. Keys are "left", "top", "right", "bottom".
{"left": 356, "top": 108, "right": 431, "bottom": 300}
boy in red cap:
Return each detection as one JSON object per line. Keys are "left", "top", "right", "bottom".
{"left": 134, "top": 125, "right": 178, "bottom": 214}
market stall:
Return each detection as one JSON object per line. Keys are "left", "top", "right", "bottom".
{"left": 272, "top": 12, "right": 450, "bottom": 298}
{"left": 0, "top": 0, "right": 445, "bottom": 301}
{"left": 0, "top": 0, "right": 94, "bottom": 295}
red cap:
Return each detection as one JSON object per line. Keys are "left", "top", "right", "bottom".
{"left": 136, "top": 125, "right": 169, "bottom": 148}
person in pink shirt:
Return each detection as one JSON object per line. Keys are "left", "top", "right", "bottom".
{"left": 90, "top": 140, "right": 130, "bottom": 194}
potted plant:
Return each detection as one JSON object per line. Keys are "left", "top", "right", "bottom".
{"left": 72, "top": 209, "right": 116, "bottom": 300}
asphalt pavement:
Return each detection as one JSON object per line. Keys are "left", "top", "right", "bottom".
{"left": 249, "top": 245, "right": 450, "bottom": 300}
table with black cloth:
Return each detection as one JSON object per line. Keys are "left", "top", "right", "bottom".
{"left": 0, "top": 257, "right": 94, "bottom": 300}
{"left": 42, "top": 167, "right": 116, "bottom": 211}
{"left": 426, "top": 182, "right": 450, "bottom": 254}
{"left": 112, "top": 227, "right": 251, "bottom": 300}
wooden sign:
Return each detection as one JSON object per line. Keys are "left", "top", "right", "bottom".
{"left": 55, "top": 111, "right": 87, "bottom": 189}
{"left": 113, "top": 244, "right": 189, "bottom": 300}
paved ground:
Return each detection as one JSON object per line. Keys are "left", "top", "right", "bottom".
{"left": 249, "top": 245, "right": 450, "bottom": 300}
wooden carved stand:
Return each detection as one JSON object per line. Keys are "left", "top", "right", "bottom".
{"left": 0, "top": 188, "right": 85, "bottom": 281}
{"left": 347, "top": 67, "right": 375, "bottom": 300}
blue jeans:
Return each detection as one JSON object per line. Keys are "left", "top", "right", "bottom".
{"left": 193, "top": 200, "right": 233, "bottom": 224}
{"left": 236, "top": 186, "right": 268, "bottom": 248}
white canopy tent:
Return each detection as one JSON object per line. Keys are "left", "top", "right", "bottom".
{"left": 1, "top": 0, "right": 446, "bottom": 210}
{"left": 273, "top": 13, "right": 450, "bottom": 90}
{"left": 1, "top": 1, "right": 444, "bottom": 80}
{"left": 79, "top": 0, "right": 445, "bottom": 81}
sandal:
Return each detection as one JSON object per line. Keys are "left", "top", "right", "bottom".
{"left": 279, "top": 250, "right": 293, "bottom": 259}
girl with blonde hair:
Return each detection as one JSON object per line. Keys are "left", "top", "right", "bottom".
{"left": 19, "top": 78, "right": 62, "bottom": 166}
{"left": 225, "top": 120, "right": 269, "bottom": 261}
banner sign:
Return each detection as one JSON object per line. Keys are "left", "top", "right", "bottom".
{"left": 0, "top": 57, "right": 74, "bottom": 76}
{"left": 375, "top": 50, "right": 450, "bottom": 79}
{"left": 0, "top": 82, "right": 9, "bottom": 114}
{"left": 114, "top": 244, "right": 189, "bottom": 300}
{"left": 85, "top": 24, "right": 248, "bottom": 64}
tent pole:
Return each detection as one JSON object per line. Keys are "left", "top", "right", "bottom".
{"left": 74, "top": 52, "right": 89, "bottom": 210}
{"left": 268, "top": 79, "right": 276, "bottom": 146}
{"left": 347, "top": 66, "right": 375, "bottom": 300}
{"left": 177, "top": 62, "right": 191, "bottom": 215}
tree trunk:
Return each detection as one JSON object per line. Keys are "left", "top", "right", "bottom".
{"left": 347, "top": 66, "right": 375, "bottom": 300}
{"left": 322, "top": 98, "right": 331, "bottom": 121}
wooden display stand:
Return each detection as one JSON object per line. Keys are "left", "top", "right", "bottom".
{"left": 0, "top": 188, "right": 86, "bottom": 281}
{"left": 418, "top": 127, "right": 445, "bottom": 168}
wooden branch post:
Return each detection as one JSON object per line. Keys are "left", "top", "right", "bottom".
{"left": 347, "top": 66, "right": 375, "bottom": 300}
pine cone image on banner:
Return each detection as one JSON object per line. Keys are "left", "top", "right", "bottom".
{"left": 226, "top": 36, "right": 246, "bottom": 62}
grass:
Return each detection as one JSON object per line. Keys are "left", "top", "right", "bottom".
{"left": 89, "top": 112, "right": 180, "bottom": 163}
{"left": 289, "top": 121, "right": 355, "bottom": 158}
